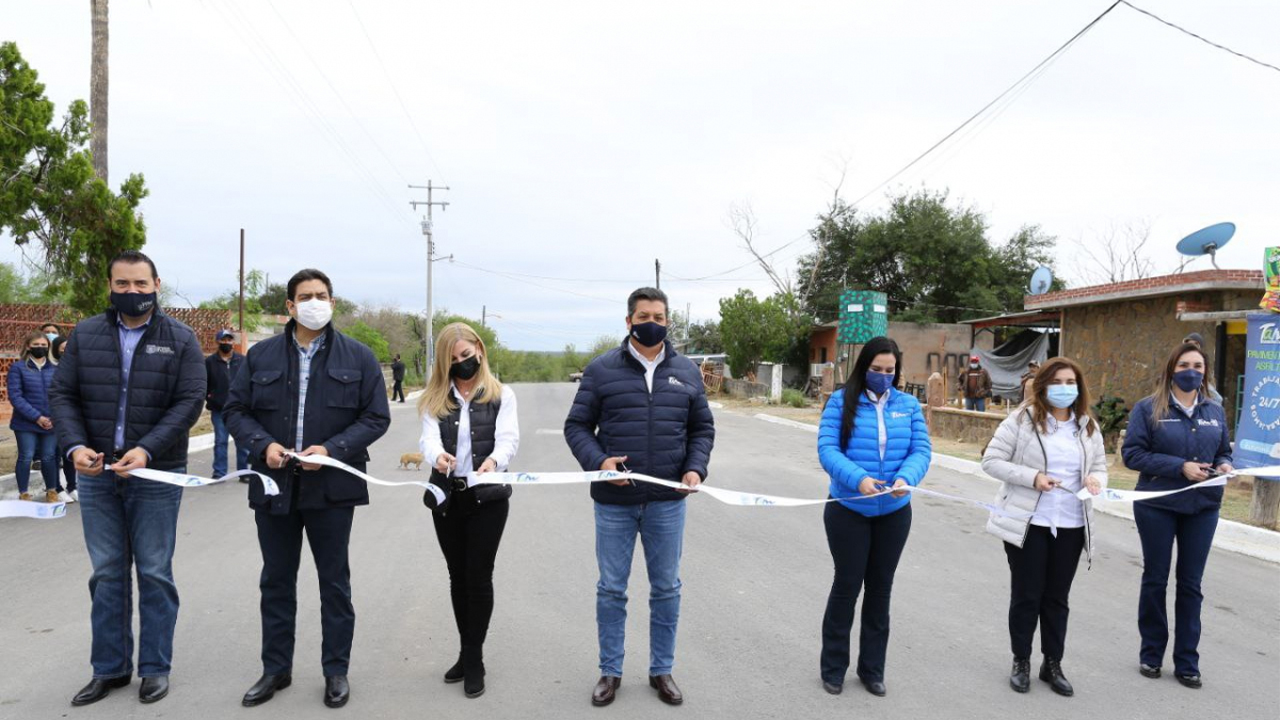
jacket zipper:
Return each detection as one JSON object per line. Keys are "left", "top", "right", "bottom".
{"left": 116, "top": 317, "right": 157, "bottom": 456}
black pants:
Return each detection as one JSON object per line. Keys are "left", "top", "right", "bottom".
{"left": 255, "top": 506, "right": 355, "bottom": 676}
{"left": 821, "top": 502, "right": 912, "bottom": 684}
{"left": 392, "top": 380, "right": 405, "bottom": 402}
{"left": 58, "top": 447, "right": 77, "bottom": 492}
{"left": 1003, "top": 525, "right": 1084, "bottom": 661}
{"left": 432, "top": 491, "right": 509, "bottom": 653}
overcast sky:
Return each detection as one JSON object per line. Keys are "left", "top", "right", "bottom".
{"left": 4, "top": 0, "right": 1277, "bottom": 350}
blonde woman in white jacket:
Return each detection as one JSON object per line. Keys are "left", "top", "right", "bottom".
{"left": 981, "top": 357, "right": 1107, "bottom": 699}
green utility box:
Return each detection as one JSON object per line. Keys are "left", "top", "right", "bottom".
{"left": 837, "top": 290, "right": 888, "bottom": 345}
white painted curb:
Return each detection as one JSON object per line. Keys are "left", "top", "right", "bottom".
{"left": 748, "top": 411, "right": 1280, "bottom": 565}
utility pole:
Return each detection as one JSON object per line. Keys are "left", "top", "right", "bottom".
{"left": 90, "top": 0, "right": 109, "bottom": 181}
{"left": 655, "top": 258, "right": 661, "bottom": 289}
{"left": 482, "top": 305, "right": 486, "bottom": 327}
{"left": 409, "top": 180, "right": 450, "bottom": 381}
{"left": 238, "top": 228, "right": 245, "bottom": 337}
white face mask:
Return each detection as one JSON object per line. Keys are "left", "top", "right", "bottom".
{"left": 295, "top": 299, "right": 333, "bottom": 331}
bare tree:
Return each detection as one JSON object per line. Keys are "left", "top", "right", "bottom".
{"left": 804, "top": 160, "right": 849, "bottom": 302}
{"left": 91, "top": 0, "right": 109, "bottom": 181}
{"left": 1073, "top": 219, "right": 1157, "bottom": 285}
{"left": 728, "top": 202, "right": 792, "bottom": 296}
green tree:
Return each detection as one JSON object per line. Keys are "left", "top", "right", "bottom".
{"left": 0, "top": 262, "right": 73, "bottom": 304}
{"left": 199, "top": 269, "right": 267, "bottom": 331}
{"left": 0, "top": 42, "right": 149, "bottom": 316}
{"left": 719, "top": 289, "right": 810, "bottom": 378}
{"left": 257, "top": 282, "right": 288, "bottom": 314}
{"left": 588, "top": 335, "right": 621, "bottom": 360}
{"left": 687, "top": 319, "right": 723, "bottom": 354}
{"left": 794, "top": 189, "right": 1059, "bottom": 323}
{"left": 343, "top": 320, "right": 390, "bottom": 362}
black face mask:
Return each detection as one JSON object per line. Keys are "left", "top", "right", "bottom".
{"left": 450, "top": 356, "right": 481, "bottom": 381}
{"left": 111, "top": 291, "right": 157, "bottom": 318}
{"left": 218, "top": 343, "right": 234, "bottom": 354}
{"left": 29, "top": 347, "right": 48, "bottom": 359}
{"left": 630, "top": 321, "right": 668, "bottom": 347}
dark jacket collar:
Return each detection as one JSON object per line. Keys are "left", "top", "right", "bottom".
{"left": 618, "top": 337, "right": 677, "bottom": 371}
{"left": 104, "top": 305, "right": 167, "bottom": 328}
{"left": 283, "top": 318, "right": 336, "bottom": 349}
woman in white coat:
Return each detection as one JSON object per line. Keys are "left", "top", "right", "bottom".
{"left": 982, "top": 357, "right": 1107, "bottom": 698}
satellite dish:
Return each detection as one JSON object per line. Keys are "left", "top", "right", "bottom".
{"left": 1176, "top": 222, "right": 1235, "bottom": 269}
{"left": 1029, "top": 266, "right": 1053, "bottom": 295}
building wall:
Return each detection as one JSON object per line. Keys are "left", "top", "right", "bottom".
{"left": 1060, "top": 290, "right": 1257, "bottom": 427}
{"left": 810, "top": 321, "right": 993, "bottom": 387}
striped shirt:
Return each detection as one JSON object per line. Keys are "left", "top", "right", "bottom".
{"left": 292, "top": 331, "right": 326, "bottom": 451}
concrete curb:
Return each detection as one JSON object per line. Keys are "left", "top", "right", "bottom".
{"left": 744, "top": 410, "right": 1280, "bottom": 565}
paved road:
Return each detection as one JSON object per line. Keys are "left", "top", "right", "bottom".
{"left": 2, "top": 383, "right": 1277, "bottom": 719}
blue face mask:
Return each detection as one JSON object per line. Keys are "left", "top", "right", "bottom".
{"left": 1046, "top": 384, "right": 1079, "bottom": 409}
{"left": 629, "top": 321, "right": 668, "bottom": 348}
{"left": 1173, "top": 369, "right": 1203, "bottom": 393}
{"left": 865, "top": 370, "right": 895, "bottom": 396}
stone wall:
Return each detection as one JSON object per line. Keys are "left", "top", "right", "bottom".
{"left": 1060, "top": 290, "right": 1257, "bottom": 428}
{"left": 927, "top": 406, "right": 1005, "bottom": 445}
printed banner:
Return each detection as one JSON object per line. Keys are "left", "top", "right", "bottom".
{"left": 1235, "top": 313, "right": 1280, "bottom": 480}
{"left": 1079, "top": 466, "right": 1280, "bottom": 502}
{"left": 105, "top": 467, "right": 281, "bottom": 496}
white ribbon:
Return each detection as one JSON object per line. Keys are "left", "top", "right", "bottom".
{"left": 104, "top": 467, "right": 282, "bottom": 496}
{"left": 282, "top": 453, "right": 446, "bottom": 506}
{"left": 1080, "top": 466, "right": 1280, "bottom": 503}
{"left": 0, "top": 499, "right": 68, "bottom": 519}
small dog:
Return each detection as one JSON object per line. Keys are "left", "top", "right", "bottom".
{"left": 399, "top": 453, "right": 424, "bottom": 471}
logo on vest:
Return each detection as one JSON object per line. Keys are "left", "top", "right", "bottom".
{"left": 891, "top": 411, "right": 911, "bottom": 419}
{"left": 144, "top": 344, "right": 174, "bottom": 355}
{"left": 668, "top": 376, "right": 683, "bottom": 386}
{"left": 1196, "top": 418, "right": 1220, "bottom": 428}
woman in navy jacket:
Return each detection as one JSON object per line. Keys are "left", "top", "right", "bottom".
{"left": 1122, "top": 341, "right": 1232, "bottom": 690}
{"left": 816, "top": 336, "right": 931, "bottom": 697}
{"left": 8, "top": 332, "right": 61, "bottom": 502}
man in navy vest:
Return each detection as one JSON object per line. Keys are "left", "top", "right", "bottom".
{"left": 225, "top": 268, "right": 389, "bottom": 710}
{"left": 50, "top": 250, "right": 206, "bottom": 707}
{"left": 206, "top": 328, "right": 249, "bottom": 479}
{"left": 565, "top": 287, "right": 715, "bottom": 707}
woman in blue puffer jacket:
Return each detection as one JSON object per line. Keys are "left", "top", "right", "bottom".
{"left": 816, "top": 336, "right": 932, "bottom": 698}
{"left": 8, "top": 332, "right": 62, "bottom": 502}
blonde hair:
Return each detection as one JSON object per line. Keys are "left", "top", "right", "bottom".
{"left": 418, "top": 322, "right": 503, "bottom": 419}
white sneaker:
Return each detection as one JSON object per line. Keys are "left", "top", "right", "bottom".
{"left": 57, "top": 491, "right": 73, "bottom": 503}
{"left": 66, "top": 490, "right": 79, "bottom": 504}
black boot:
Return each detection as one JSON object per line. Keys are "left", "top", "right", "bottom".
{"left": 1039, "top": 658, "right": 1074, "bottom": 697}
{"left": 443, "top": 654, "right": 464, "bottom": 684}
{"left": 462, "top": 645, "right": 485, "bottom": 699}
{"left": 1010, "top": 657, "right": 1031, "bottom": 693}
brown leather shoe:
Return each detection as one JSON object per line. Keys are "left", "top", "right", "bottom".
{"left": 649, "top": 674, "right": 683, "bottom": 705}
{"left": 592, "top": 676, "right": 621, "bottom": 707}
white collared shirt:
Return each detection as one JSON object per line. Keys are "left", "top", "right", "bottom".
{"left": 866, "top": 390, "right": 890, "bottom": 460}
{"left": 627, "top": 340, "right": 666, "bottom": 394}
{"left": 420, "top": 384, "right": 520, "bottom": 477}
{"left": 1171, "top": 391, "right": 1201, "bottom": 418}
{"left": 1032, "top": 412, "right": 1085, "bottom": 530}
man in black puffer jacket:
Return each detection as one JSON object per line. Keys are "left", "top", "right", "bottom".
{"left": 49, "top": 251, "right": 206, "bottom": 708}
{"left": 565, "top": 287, "right": 714, "bottom": 708}
{"left": 224, "top": 268, "right": 389, "bottom": 710}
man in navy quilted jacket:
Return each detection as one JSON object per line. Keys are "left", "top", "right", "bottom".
{"left": 50, "top": 251, "right": 206, "bottom": 707}
{"left": 565, "top": 287, "right": 715, "bottom": 708}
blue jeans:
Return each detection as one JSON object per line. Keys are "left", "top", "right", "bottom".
{"left": 14, "top": 430, "right": 58, "bottom": 493}
{"left": 210, "top": 410, "right": 250, "bottom": 477}
{"left": 78, "top": 469, "right": 184, "bottom": 678}
{"left": 595, "top": 499, "right": 686, "bottom": 677}
{"left": 965, "top": 397, "right": 986, "bottom": 412}
{"left": 1133, "top": 503, "right": 1218, "bottom": 676}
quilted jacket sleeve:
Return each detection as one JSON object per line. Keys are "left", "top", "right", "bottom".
{"left": 893, "top": 398, "right": 932, "bottom": 486}
{"left": 982, "top": 413, "right": 1039, "bottom": 488}
{"left": 135, "top": 325, "right": 206, "bottom": 458}
{"left": 818, "top": 390, "right": 873, "bottom": 496}
{"left": 564, "top": 359, "right": 608, "bottom": 472}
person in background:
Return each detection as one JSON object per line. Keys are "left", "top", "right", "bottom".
{"left": 958, "top": 354, "right": 993, "bottom": 412}
{"left": 391, "top": 353, "right": 407, "bottom": 403}
{"left": 1019, "top": 360, "right": 1041, "bottom": 405}
{"left": 1179, "top": 333, "right": 1223, "bottom": 404}
{"left": 51, "top": 334, "right": 78, "bottom": 501}
{"left": 8, "top": 332, "right": 63, "bottom": 503}
{"left": 1122, "top": 342, "right": 1232, "bottom": 690}
{"left": 816, "top": 336, "right": 931, "bottom": 698}
{"left": 418, "top": 323, "right": 519, "bottom": 699}
{"left": 40, "top": 322, "right": 62, "bottom": 344}
{"left": 982, "top": 357, "right": 1106, "bottom": 697}
{"left": 206, "top": 328, "right": 249, "bottom": 480}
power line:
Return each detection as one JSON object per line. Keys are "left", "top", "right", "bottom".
{"left": 848, "top": 1, "right": 1123, "bottom": 209}
{"left": 263, "top": 0, "right": 414, "bottom": 186}
{"left": 343, "top": 0, "right": 449, "bottom": 182}
{"left": 1120, "top": 1, "right": 1280, "bottom": 74}
{"left": 447, "top": 259, "right": 625, "bottom": 304}
{"left": 666, "top": 232, "right": 811, "bottom": 282}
